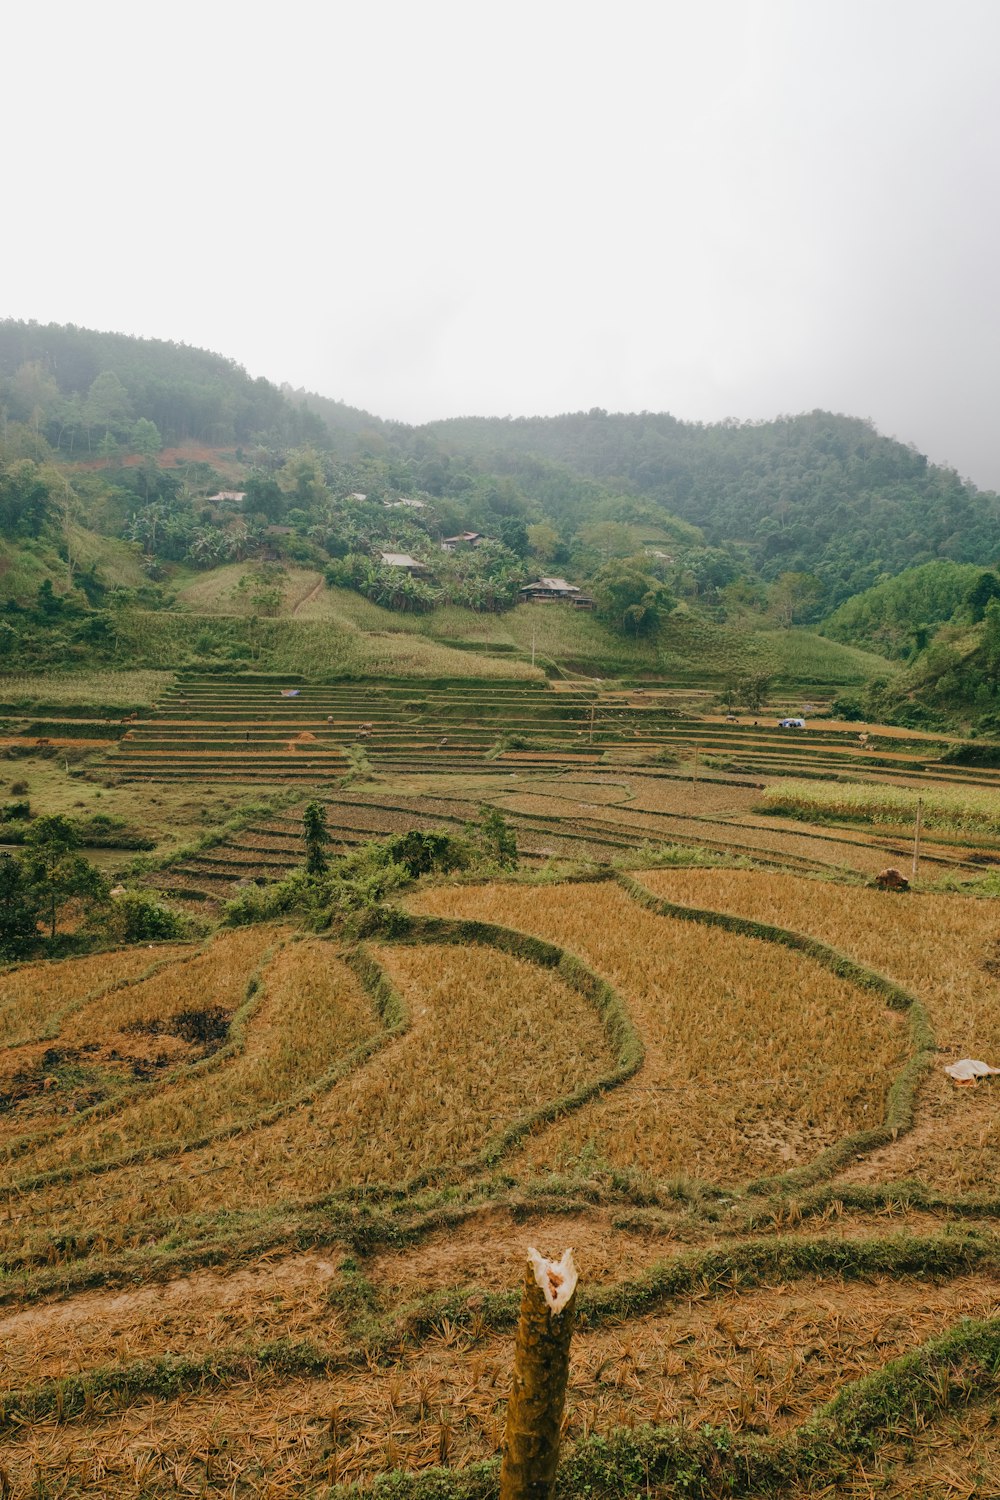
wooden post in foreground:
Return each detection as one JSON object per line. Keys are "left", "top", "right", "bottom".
{"left": 500, "top": 1248, "right": 578, "bottom": 1500}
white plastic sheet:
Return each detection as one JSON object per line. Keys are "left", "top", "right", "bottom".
{"left": 944, "top": 1058, "right": 1000, "bottom": 1083}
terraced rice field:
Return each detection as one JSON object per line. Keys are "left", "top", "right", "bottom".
{"left": 100, "top": 671, "right": 997, "bottom": 788}
{"left": 137, "top": 756, "right": 998, "bottom": 917}
{"left": 407, "top": 881, "right": 904, "bottom": 1185}
{"left": 3, "top": 670, "right": 1000, "bottom": 1496}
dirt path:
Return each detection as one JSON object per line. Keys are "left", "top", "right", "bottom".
{"left": 291, "top": 577, "right": 325, "bottom": 616}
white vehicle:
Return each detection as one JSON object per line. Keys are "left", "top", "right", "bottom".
{"left": 778, "top": 717, "right": 806, "bottom": 729}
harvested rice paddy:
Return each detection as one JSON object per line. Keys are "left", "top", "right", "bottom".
{"left": 3, "top": 668, "right": 1000, "bottom": 1497}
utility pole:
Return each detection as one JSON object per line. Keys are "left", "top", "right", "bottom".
{"left": 912, "top": 796, "right": 922, "bottom": 884}
{"left": 531, "top": 629, "right": 536, "bottom": 670}
{"left": 588, "top": 701, "right": 595, "bottom": 744}
{"left": 692, "top": 743, "right": 699, "bottom": 787}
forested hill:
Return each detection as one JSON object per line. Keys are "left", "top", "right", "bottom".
{"left": 4, "top": 320, "right": 999, "bottom": 609}
{"left": 422, "top": 410, "right": 1000, "bottom": 600}
{"left": 0, "top": 320, "right": 339, "bottom": 452}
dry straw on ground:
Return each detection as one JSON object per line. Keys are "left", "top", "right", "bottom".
{"left": 1, "top": 1272, "right": 997, "bottom": 1494}
{"left": 409, "top": 880, "right": 901, "bottom": 1186}
{"left": 637, "top": 867, "right": 1000, "bottom": 1194}
{"left": 0, "top": 942, "right": 613, "bottom": 1265}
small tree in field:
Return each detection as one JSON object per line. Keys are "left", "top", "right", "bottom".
{"left": 101, "top": 890, "right": 187, "bottom": 944}
{"left": 738, "top": 671, "right": 772, "bottom": 714}
{"left": 23, "top": 815, "right": 108, "bottom": 940}
{"left": 479, "top": 806, "right": 518, "bottom": 869}
{"left": 303, "top": 802, "right": 331, "bottom": 876}
{"left": 0, "top": 852, "right": 42, "bottom": 959}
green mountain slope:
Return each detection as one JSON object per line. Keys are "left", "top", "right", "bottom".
{"left": 418, "top": 410, "right": 1000, "bottom": 603}
{"left": 822, "top": 561, "right": 984, "bottom": 656}
{"left": 6, "top": 319, "right": 1000, "bottom": 719}
{"left": 0, "top": 319, "right": 326, "bottom": 450}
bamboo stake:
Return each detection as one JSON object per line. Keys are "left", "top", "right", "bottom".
{"left": 912, "top": 795, "right": 922, "bottom": 884}
{"left": 500, "top": 1248, "right": 578, "bottom": 1500}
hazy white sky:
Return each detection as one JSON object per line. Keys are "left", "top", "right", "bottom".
{"left": 5, "top": 0, "right": 1000, "bottom": 485}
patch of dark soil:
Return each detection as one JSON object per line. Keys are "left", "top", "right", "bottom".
{"left": 0, "top": 1046, "right": 120, "bottom": 1115}
{"left": 126, "top": 1006, "right": 231, "bottom": 1051}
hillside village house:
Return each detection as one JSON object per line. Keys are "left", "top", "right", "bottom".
{"left": 379, "top": 551, "right": 427, "bottom": 573}
{"left": 207, "top": 491, "right": 247, "bottom": 506}
{"left": 440, "top": 531, "right": 485, "bottom": 552}
{"left": 260, "top": 524, "right": 294, "bottom": 560}
{"left": 519, "top": 577, "right": 595, "bottom": 608}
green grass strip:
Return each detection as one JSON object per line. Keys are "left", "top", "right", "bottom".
{"left": 0, "top": 1338, "right": 345, "bottom": 1428}
{"left": 795, "top": 1180, "right": 1000, "bottom": 1221}
{"left": 0, "top": 1185, "right": 604, "bottom": 1310}
{"left": 375, "top": 1227, "right": 1000, "bottom": 1348}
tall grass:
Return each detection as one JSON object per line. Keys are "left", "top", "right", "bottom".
{"left": 172, "top": 564, "right": 321, "bottom": 615}
{"left": 115, "top": 612, "right": 543, "bottom": 679}
{"left": 0, "top": 670, "right": 174, "bottom": 709}
{"left": 762, "top": 776, "right": 1000, "bottom": 835}
{"left": 65, "top": 524, "right": 148, "bottom": 590}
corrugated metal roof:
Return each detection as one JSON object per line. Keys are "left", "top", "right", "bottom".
{"left": 522, "top": 577, "right": 579, "bottom": 592}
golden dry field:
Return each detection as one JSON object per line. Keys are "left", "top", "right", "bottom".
{"left": 4, "top": 674, "right": 1000, "bottom": 1498}
{"left": 407, "top": 881, "right": 903, "bottom": 1185}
